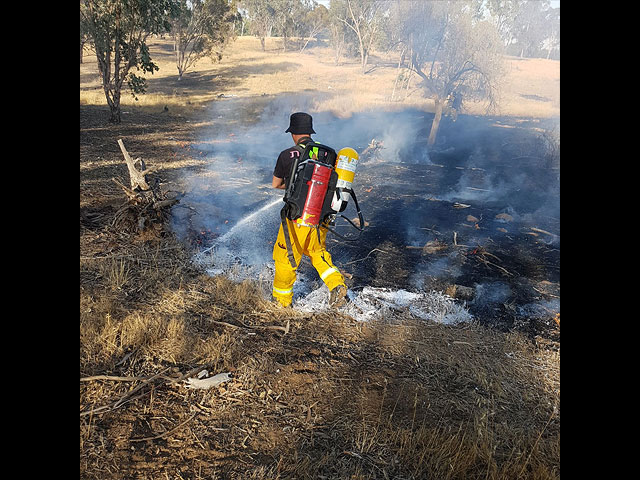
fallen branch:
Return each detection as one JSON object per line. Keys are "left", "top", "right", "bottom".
{"left": 110, "top": 139, "right": 182, "bottom": 234}
{"left": 184, "top": 372, "right": 232, "bottom": 390}
{"left": 80, "top": 367, "right": 172, "bottom": 417}
{"left": 169, "top": 364, "right": 210, "bottom": 385}
{"left": 153, "top": 197, "right": 180, "bottom": 209}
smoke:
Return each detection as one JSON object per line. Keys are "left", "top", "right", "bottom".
{"left": 170, "top": 95, "right": 559, "bottom": 326}
{"left": 171, "top": 95, "right": 437, "bottom": 273}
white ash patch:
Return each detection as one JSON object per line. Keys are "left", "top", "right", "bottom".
{"left": 295, "top": 285, "right": 473, "bottom": 324}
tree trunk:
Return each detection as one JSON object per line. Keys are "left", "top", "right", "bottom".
{"left": 108, "top": 90, "right": 122, "bottom": 124}
{"left": 391, "top": 53, "right": 402, "bottom": 101}
{"left": 428, "top": 99, "right": 444, "bottom": 146}
{"left": 361, "top": 51, "right": 369, "bottom": 74}
{"left": 334, "top": 38, "right": 343, "bottom": 65}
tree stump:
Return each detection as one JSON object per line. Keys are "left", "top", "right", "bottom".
{"left": 111, "top": 139, "right": 180, "bottom": 234}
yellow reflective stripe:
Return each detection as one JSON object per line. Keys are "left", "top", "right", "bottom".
{"left": 273, "top": 286, "right": 293, "bottom": 295}
{"left": 320, "top": 267, "right": 338, "bottom": 281}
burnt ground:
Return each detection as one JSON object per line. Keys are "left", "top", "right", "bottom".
{"left": 330, "top": 112, "right": 560, "bottom": 342}
{"left": 171, "top": 104, "right": 560, "bottom": 344}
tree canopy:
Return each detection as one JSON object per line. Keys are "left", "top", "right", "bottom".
{"left": 81, "top": 0, "right": 181, "bottom": 123}
{"left": 172, "top": 0, "right": 238, "bottom": 80}
{"left": 389, "top": 0, "right": 505, "bottom": 144}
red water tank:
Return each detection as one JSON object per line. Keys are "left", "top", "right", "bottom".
{"left": 299, "top": 162, "right": 332, "bottom": 226}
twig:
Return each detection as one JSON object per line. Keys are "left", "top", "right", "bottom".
{"left": 478, "top": 256, "right": 513, "bottom": 277}
{"left": 130, "top": 413, "right": 197, "bottom": 442}
{"left": 112, "top": 367, "right": 172, "bottom": 409}
{"left": 532, "top": 286, "right": 559, "bottom": 299}
{"left": 80, "top": 375, "right": 144, "bottom": 382}
{"left": 80, "top": 367, "right": 172, "bottom": 417}
{"left": 209, "top": 318, "right": 290, "bottom": 334}
{"left": 208, "top": 319, "right": 242, "bottom": 329}
{"left": 343, "top": 248, "right": 389, "bottom": 266}
{"left": 111, "top": 177, "right": 138, "bottom": 200}
{"left": 80, "top": 391, "right": 151, "bottom": 417}
{"left": 531, "top": 227, "right": 558, "bottom": 237}
{"left": 170, "top": 364, "right": 209, "bottom": 385}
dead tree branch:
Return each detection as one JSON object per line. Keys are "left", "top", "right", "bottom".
{"left": 111, "top": 139, "right": 180, "bottom": 233}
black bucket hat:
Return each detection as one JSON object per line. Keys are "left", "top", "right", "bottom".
{"left": 285, "top": 112, "right": 316, "bottom": 134}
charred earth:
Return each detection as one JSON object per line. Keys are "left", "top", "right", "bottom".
{"left": 172, "top": 102, "right": 560, "bottom": 344}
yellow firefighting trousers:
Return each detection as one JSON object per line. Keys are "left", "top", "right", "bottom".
{"left": 272, "top": 219, "right": 345, "bottom": 307}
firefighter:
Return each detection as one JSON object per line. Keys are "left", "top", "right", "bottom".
{"left": 271, "top": 112, "right": 348, "bottom": 308}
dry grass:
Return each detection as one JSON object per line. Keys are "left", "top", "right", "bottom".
{"left": 80, "top": 36, "right": 559, "bottom": 119}
{"left": 80, "top": 34, "right": 559, "bottom": 479}
{"left": 79, "top": 245, "right": 559, "bottom": 478}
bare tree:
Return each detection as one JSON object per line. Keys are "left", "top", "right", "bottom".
{"left": 542, "top": 6, "right": 560, "bottom": 59}
{"left": 327, "top": 7, "right": 349, "bottom": 64}
{"left": 270, "top": 0, "right": 300, "bottom": 52}
{"left": 393, "top": 1, "right": 504, "bottom": 145}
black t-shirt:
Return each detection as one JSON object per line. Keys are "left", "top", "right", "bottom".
{"left": 273, "top": 138, "right": 312, "bottom": 187}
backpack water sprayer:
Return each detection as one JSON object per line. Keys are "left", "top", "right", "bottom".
{"left": 280, "top": 138, "right": 365, "bottom": 267}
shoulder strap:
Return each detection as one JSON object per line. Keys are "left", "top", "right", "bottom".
{"left": 294, "top": 136, "right": 314, "bottom": 154}
{"left": 296, "top": 136, "right": 313, "bottom": 146}
{"left": 280, "top": 206, "right": 298, "bottom": 269}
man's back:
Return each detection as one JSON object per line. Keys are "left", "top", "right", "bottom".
{"left": 273, "top": 139, "right": 311, "bottom": 188}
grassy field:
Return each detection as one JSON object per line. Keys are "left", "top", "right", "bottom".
{"left": 80, "top": 35, "right": 559, "bottom": 479}
{"left": 80, "top": 36, "right": 559, "bottom": 118}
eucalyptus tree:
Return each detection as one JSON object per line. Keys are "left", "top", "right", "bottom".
{"left": 511, "top": 0, "right": 552, "bottom": 57}
{"left": 298, "top": 2, "right": 329, "bottom": 53}
{"left": 485, "top": 0, "right": 521, "bottom": 49}
{"left": 391, "top": 0, "right": 504, "bottom": 145}
{"left": 331, "top": 0, "right": 385, "bottom": 74}
{"left": 80, "top": 0, "right": 181, "bottom": 123}
{"left": 240, "top": 0, "right": 277, "bottom": 51}
{"left": 172, "top": 0, "right": 237, "bottom": 80}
